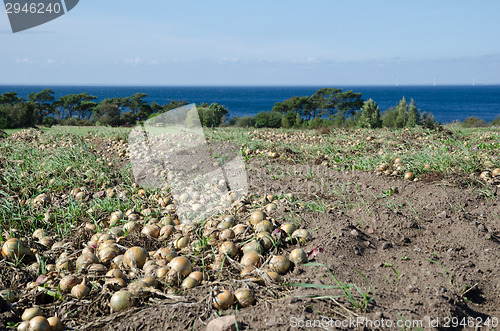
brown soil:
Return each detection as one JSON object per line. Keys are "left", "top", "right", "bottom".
{"left": 79, "top": 157, "right": 499, "bottom": 330}
{"left": 2, "top": 133, "right": 499, "bottom": 331}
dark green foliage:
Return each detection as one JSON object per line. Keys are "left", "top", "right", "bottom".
{"left": 462, "top": 116, "right": 487, "bottom": 128}
{"left": 0, "top": 103, "right": 35, "bottom": 129}
{"left": 490, "top": 115, "right": 500, "bottom": 126}
{"left": 28, "top": 89, "right": 55, "bottom": 124}
{"left": 272, "top": 88, "right": 364, "bottom": 125}
{"left": 230, "top": 116, "right": 255, "bottom": 127}
{"left": 394, "top": 97, "right": 408, "bottom": 128}
{"left": 407, "top": 99, "right": 420, "bottom": 127}
{"left": 0, "top": 92, "right": 23, "bottom": 105}
{"left": 94, "top": 100, "right": 122, "bottom": 126}
{"left": 254, "top": 111, "right": 282, "bottom": 128}
{"left": 358, "top": 99, "right": 381, "bottom": 128}
{"left": 197, "top": 103, "right": 228, "bottom": 127}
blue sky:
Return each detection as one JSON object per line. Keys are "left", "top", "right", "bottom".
{"left": 1, "top": 1, "right": 499, "bottom": 85}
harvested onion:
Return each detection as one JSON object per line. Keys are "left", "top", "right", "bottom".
{"left": 110, "top": 290, "right": 135, "bottom": 312}
{"left": 123, "top": 246, "right": 148, "bottom": 269}
{"left": 212, "top": 289, "right": 234, "bottom": 309}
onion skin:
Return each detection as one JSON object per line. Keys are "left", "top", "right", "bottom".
{"left": 249, "top": 211, "right": 265, "bottom": 226}
{"left": 212, "top": 289, "right": 234, "bottom": 310}
{"left": 168, "top": 256, "right": 192, "bottom": 277}
{"left": 234, "top": 288, "right": 255, "bottom": 308}
{"left": 123, "top": 247, "right": 148, "bottom": 269}
{"left": 289, "top": 248, "right": 308, "bottom": 265}
{"left": 2, "top": 238, "right": 33, "bottom": 261}
{"left": 28, "top": 316, "right": 50, "bottom": 331}
{"left": 110, "top": 290, "right": 135, "bottom": 312}
{"left": 47, "top": 316, "right": 64, "bottom": 331}
{"left": 21, "top": 307, "right": 42, "bottom": 321}
{"left": 270, "top": 255, "right": 291, "bottom": 275}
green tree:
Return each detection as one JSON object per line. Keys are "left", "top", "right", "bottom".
{"left": 197, "top": 103, "right": 228, "bottom": 127}
{"left": 395, "top": 97, "right": 408, "bottom": 128}
{"left": 28, "top": 89, "right": 55, "bottom": 124}
{"left": 406, "top": 99, "right": 420, "bottom": 127}
{"left": 382, "top": 107, "right": 397, "bottom": 128}
{"left": 0, "top": 103, "right": 35, "bottom": 129}
{"left": 0, "top": 92, "right": 23, "bottom": 105}
{"left": 94, "top": 100, "right": 122, "bottom": 126}
{"left": 254, "top": 111, "right": 282, "bottom": 128}
{"left": 358, "top": 99, "right": 381, "bottom": 128}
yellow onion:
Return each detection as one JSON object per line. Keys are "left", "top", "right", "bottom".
{"left": 21, "top": 307, "right": 42, "bottom": 321}
{"left": 59, "top": 275, "right": 80, "bottom": 293}
{"left": 240, "top": 266, "right": 256, "bottom": 278}
{"left": 88, "top": 263, "right": 107, "bottom": 275}
{"left": 98, "top": 246, "right": 119, "bottom": 264}
{"left": 127, "top": 281, "right": 151, "bottom": 298}
{"left": 39, "top": 236, "right": 54, "bottom": 247}
{"left": 212, "top": 289, "right": 234, "bottom": 310}
{"left": 28, "top": 316, "right": 50, "bottom": 331}
{"left": 71, "top": 280, "right": 90, "bottom": 299}
{"left": 105, "top": 277, "right": 127, "bottom": 291}
{"left": 168, "top": 256, "right": 192, "bottom": 277}
{"left": 280, "top": 223, "right": 296, "bottom": 236}
{"left": 240, "top": 251, "right": 261, "bottom": 267}
{"left": 156, "top": 267, "right": 169, "bottom": 279}
{"left": 254, "top": 220, "right": 273, "bottom": 233}
{"left": 232, "top": 224, "right": 248, "bottom": 236}
{"left": 141, "top": 276, "right": 158, "bottom": 288}
{"left": 123, "top": 221, "right": 138, "bottom": 234}
{"left": 76, "top": 252, "right": 98, "bottom": 271}
{"left": 269, "top": 255, "right": 291, "bottom": 275}
{"left": 492, "top": 168, "right": 500, "bottom": 177}
{"left": 181, "top": 276, "right": 198, "bottom": 289}
{"left": 32, "top": 229, "right": 48, "bottom": 240}
{"left": 289, "top": 248, "right": 308, "bottom": 265}
{"left": 219, "top": 229, "right": 235, "bottom": 241}
{"left": 217, "top": 215, "right": 235, "bottom": 230}
{"left": 110, "top": 290, "right": 135, "bottom": 312}
{"left": 123, "top": 246, "right": 148, "bottom": 269}
{"left": 110, "top": 211, "right": 125, "bottom": 226}
{"left": 256, "top": 233, "right": 273, "bottom": 250}
{"left": 266, "top": 271, "right": 281, "bottom": 283}
{"left": 47, "top": 316, "right": 64, "bottom": 331}
{"left": 155, "top": 247, "right": 177, "bottom": 262}
{"left": 142, "top": 260, "right": 158, "bottom": 275}
{"left": 291, "top": 229, "right": 312, "bottom": 244}
{"left": 106, "top": 268, "right": 126, "bottom": 280}
{"left": 404, "top": 171, "right": 414, "bottom": 181}
{"left": 219, "top": 241, "right": 238, "bottom": 257}
{"left": 234, "top": 288, "right": 255, "bottom": 307}
{"left": 159, "top": 225, "right": 175, "bottom": 239}
{"left": 174, "top": 236, "right": 189, "bottom": 250}
{"left": 250, "top": 210, "right": 265, "bottom": 226}
{"left": 17, "top": 321, "right": 30, "bottom": 331}
{"left": 242, "top": 240, "right": 263, "bottom": 255}
{"left": 2, "top": 238, "right": 33, "bottom": 261}
{"left": 141, "top": 224, "right": 160, "bottom": 238}
{"left": 265, "top": 203, "right": 277, "bottom": 213}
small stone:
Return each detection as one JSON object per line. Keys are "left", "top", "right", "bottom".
{"left": 350, "top": 229, "right": 359, "bottom": 237}
{"left": 373, "top": 311, "right": 383, "bottom": 319}
{"left": 206, "top": 316, "right": 237, "bottom": 331}
{"left": 478, "top": 224, "right": 486, "bottom": 232}
{"left": 381, "top": 242, "right": 392, "bottom": 250}
{"left": 367, "top": 227, "right": 374, "bottom": 234}
{"left": 437, "top": 210, "right": 447, "bottom": 218}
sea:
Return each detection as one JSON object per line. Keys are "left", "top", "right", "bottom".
{"left": 0, "top": 85, "right": 499, "bottom": 124}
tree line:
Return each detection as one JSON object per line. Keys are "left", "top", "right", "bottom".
{"left": 9, "top": 87, "right": 496, "bottom": 130}
{"left": 0, "top": 89, "right": 197, "bottom": 129}
{"left": 229, "top": 88, "right": 438, "bottom": 129}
